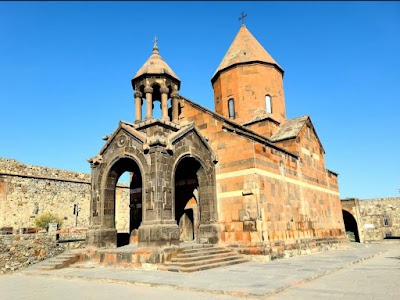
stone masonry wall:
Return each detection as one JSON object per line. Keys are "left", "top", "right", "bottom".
{"left": 0, "top": 233, "right": 65, "bottom": 274}
{"left": 0, "top": 158, "right": 130, "bottom": 232}
{"left": 359, "top": 197, "right": 400, "bottom": 242}
{"left": 213, "top": 64, "right": 286, "bottom": 125}
{"left": 179, "top": 98, "right": 345, "bottom": 249}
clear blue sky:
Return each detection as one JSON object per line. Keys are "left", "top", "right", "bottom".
{"left": 0, "top": 1, "right": 399, "bottom": 199}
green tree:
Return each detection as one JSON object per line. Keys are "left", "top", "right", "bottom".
{"left": 34, "top": 212, "right": 63, "bottom": 231}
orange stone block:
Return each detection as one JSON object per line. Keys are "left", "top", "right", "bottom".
{"left": 242, "top": 232, "right": 251, "bottom": 242}
{"left": 220, "top": 232, "right": 226, "bottom": 242}
{"left": 224, "top": 211, "right": 232, "bottom": 223}
{"left": 235, "top": 232, "right": 243, "bottom": 241}
{"left": 249, "top": 247, "right": 262, "bottom": 255}
{"left": 231, "top": 210, "right": 239, "bottom": 221}
{"left": 225, "top": 232, "right": 236, "bottom": 243}
{"left": 225, "top": 222, "right": 243, "bottom": 232}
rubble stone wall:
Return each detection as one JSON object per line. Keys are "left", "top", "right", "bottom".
{"left": 359, "top": 197, "right": 400, "bottom": 242}
{"left": 0, "top": 233, "right": 65, "bottom": 274}
{"left": 0, "top": 158, "right": 130, "bottom": 231}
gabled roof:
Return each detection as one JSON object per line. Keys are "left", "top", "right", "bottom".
{"left": 271, "top": 115, "right": 309, "bottom": 142}
{"left": 271, "top": 115, "right": 325, "bottom": 153}
{"left": 132, "top": 45, "right": 180, "bottom": 83}
{"left": 211, "top": 25, "right": 283, "bottom": 83}
{"left": 96, "top": 121, "right": 148, "bottom": 157}
{"left": 167, "top": 122, "right": 218, "bottom": 163}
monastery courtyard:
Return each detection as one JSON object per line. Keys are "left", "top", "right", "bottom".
{"left": 1, "top": 243, "right": 399, "bottom": 299}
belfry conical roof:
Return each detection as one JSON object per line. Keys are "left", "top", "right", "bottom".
{"left": 211, "top": 25, "right": 283, "bottom": 82}
{"left": 132, "top": 45, "right": 180, "bottom": 83}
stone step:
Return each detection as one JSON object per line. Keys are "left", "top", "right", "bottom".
{"left": 165, "top": 245, "right": 249, "bottom": 272}
{"left": 167, "top": 254, "right": 243, "bottom": 268}
{"left": 179, "top": 244, "right": 218, "bottom": 250}
{"left": 176, "top": 248, "right": 230, "bottom": 258}
{"left": 54, "top": 255, "right": 78, "bottom": 261}
{"left": 166, "top": 257, "right": 248, "bottom": 273}
{"left": 54, "top": 257, "right": 79, "bottom": 265}
{"left": 171, "top": 251, "right": 234, "bottom": 263}
{"left": 37, "top": 261, "right": 66, "bottom": 270}
{"left": 55, "top": 253, "right": 78, "bottom": 258}
{"left": 37, "top": 265, "right": 58, "bottom": 271}
{"left": 36, "top": 252, "right": 81, "bottom": 271}
{"left": 179, "top": 245, "right": 219, "bottom": 253}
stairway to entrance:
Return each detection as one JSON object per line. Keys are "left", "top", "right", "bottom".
{"left": 163, "top": 244, "right": 248, "bottom": 272}
{"left": 22, "top": 243, "right": 248, "bottom": 273}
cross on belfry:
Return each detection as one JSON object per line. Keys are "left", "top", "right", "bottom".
{"left": 153, "top": 36, "right": 158, "bottom": 47}
{"left": 238, "top": 12, "right": 247, "bottom": 25}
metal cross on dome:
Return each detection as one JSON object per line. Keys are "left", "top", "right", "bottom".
{"left": 238, "top": 12, "right": 247, "bottom": 25}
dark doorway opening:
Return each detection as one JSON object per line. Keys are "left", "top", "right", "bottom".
{"left": 117, "top": 233, "right": 130, "bottom": 247}
{"left": 342, "top": 210, "right": 360, "bottom": 242}
{"left": 175, "top": 157, "right": 201, "bottom": 242}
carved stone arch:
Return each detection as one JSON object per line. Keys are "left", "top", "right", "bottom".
{"left": 172, "top": 139, "right": 219, "bottom": 243}
{"left": 99, "top": 153, "right": 147, "bottom": 226}
{"left": 100, "top": 149, "right": 148, "bottom": 187}
{"left": 136, "top": 84, "right": 145, "bottom": 95}
{"left": 97, "top": 135, "right": 149, "bottom": 195}
{"left": 87, "top": 146, "right": 149, "bottom": 248}
{"left": 100, "top": 152, "right": 147, "bottom": 194}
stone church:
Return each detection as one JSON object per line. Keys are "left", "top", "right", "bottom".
{"left": 86, "top": 25, "right": 346, "bottom": 254}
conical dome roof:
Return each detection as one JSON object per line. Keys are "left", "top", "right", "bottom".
{"left": 211, "top": 25, "right": 283, "bottom": 83}
{"left": 132, "top": 45, "right": 180, "bottom": 83}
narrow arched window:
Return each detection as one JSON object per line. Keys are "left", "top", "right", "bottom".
{"left": 280, "top": 161, "right": 285, "bottom": 176}
{"left": 228, "top": 98, "right": 235, "bottom": 118}
{"left": 265, "top": 95, "right": 272, "bottom": 114}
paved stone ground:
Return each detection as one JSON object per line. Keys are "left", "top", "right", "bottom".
{"left": 269, "top": 244, "right": 400, "bottom": 300}
{"left": 0, "top": 274, "right": 242, "bottom": 300}
{"left": 1, "top": 243, "right": 399, "bottom": 299}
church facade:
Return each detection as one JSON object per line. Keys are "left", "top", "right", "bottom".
{"left": 87, "top": 25, "right": 346, "bottom": 254}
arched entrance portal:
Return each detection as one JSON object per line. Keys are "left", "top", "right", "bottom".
{"left": 175, "top": 157, "right": 201, "bottom": 243}
{"left": 105, "top": 157, "right": 142, "bottom": 247}
{"left": 342, "top": 210, "right": 360, "bottom": 242}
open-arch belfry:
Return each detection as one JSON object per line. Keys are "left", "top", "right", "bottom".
{"left": 87, "top": 39, "right": 219, "bottom": 248}
{"left": 87, "top": 25, "right": 346, "bottom": 256}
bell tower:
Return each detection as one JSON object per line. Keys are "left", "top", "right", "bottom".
{"left": 211, "top": 25, "right": 286, "bottom": 125}
{"left": 131, "top": 38, "right": 181, "bottom": 124}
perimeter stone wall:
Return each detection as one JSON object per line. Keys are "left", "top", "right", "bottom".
{"left": 359, "top": 197, "right": 400, "bottom": 242}
{"left": 0, "top": 158, "right": 130, "bottom": 231}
